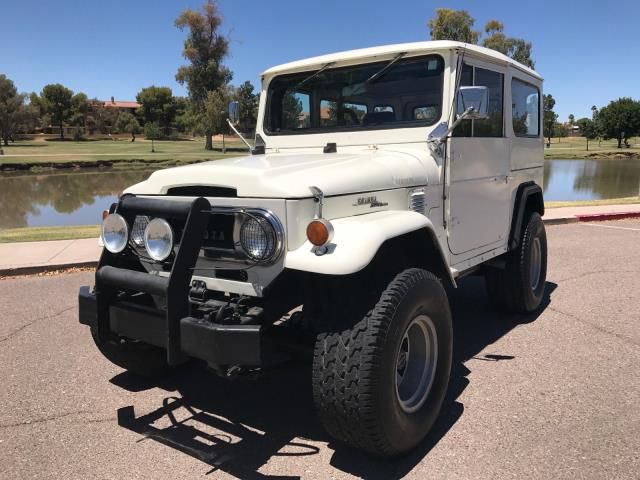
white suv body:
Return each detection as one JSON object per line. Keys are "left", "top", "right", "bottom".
{"left": 82, "top": 40, "right": 547, "bottom": 456}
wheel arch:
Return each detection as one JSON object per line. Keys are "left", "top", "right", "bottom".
{"left": 509, "top": 181, "right": 544, "bottom": 250}
{"left": 284, "top": 210, "right": 455, "bottom": 289}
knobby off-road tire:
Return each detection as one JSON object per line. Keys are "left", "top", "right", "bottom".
{"left": 90, "top": 329, "right": 170, "bottom": 378}
{"left": 312, "top": 269, "right": 453, "bottom": 457}
{"left": 485, "top": 212, "right": 548, "bottom": 313}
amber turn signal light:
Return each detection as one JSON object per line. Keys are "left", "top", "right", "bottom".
{"left": 306, "top": 219, "right": 334, "bottom": 246}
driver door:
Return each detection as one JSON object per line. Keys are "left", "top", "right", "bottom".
{"left": 448, "top": 62, "right": 510, "bottom": 255}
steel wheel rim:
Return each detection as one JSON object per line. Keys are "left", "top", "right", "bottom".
{"left": 530, "top": 236, "right": 542, "bottom": 291}
{"left": 394, "top": 315, "right": 438, "bottom": 414}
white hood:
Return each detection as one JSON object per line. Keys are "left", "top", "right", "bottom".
{"left": 125, "top": 148, "right": 434, "bottom": 198}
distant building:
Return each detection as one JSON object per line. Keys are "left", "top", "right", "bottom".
{"left": 90, "top": 97, "right": 140, "bottom": 115}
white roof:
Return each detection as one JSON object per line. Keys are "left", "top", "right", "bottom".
{"left": 262, "top": 40, "right": 541, "bottom": 80}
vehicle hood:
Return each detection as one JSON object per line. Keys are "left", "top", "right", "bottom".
{"left": 125, "top": 148, "right": 432, "bottom": 198}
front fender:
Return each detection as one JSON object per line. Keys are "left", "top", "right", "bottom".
{"left": 284, "top": 210, "right": 444, "bottom": 276}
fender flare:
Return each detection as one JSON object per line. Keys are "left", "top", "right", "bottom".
{"left": 509, "top": 181, "right": 544, "bottom": 250}
{"left": 284, "top": 210, "right": 455, "bottom": 286}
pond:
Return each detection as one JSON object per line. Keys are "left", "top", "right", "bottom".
{"left": 0, "top": 169, "right": 156, "bottom": 229}
{"left": 0, "top": 158, "right": 638, "bottom": 229}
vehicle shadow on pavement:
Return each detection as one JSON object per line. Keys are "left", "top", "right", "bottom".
{"left": 113, "top": 276, "right": 556, "bottom": 479}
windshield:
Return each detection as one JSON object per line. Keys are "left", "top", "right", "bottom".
{"left": 264, "top": 55, "right": 444, "bottom": 135}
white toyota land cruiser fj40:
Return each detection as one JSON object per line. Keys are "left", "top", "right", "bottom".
{"left": 80, "top": 40, "right": 547, "bottom": 456}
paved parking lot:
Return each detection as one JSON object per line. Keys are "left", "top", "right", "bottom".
{"left": 1, "top": 220, "right": 639, "bottom": 479}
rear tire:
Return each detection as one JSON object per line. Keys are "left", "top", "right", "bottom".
{"left": 312, "top": 268, "right": 453, "bottom": 457}
{"left": 485, "top": 212, "right": 547, "bottom": 313}
{"left": 91, "top": 329, "right": 171, "bottom": 378}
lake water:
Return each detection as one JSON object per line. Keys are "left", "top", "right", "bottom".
{"left": 0, "top": 158, "right": 639, "bottom": 228}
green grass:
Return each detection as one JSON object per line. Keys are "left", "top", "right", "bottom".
{"left": 0, "top": 225, "right": 100, "bottom": 243}
{"left": 544, "top": 136, "right": 640, "bottom": 159}
{"left": 0, "top": 137, "right": 249, "bottom": 166}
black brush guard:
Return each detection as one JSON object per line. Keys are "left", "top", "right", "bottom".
{"left": 78, "top": 195, "right": 265, "bottom": 367}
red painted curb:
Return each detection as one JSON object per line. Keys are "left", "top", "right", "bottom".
{"left": 575, "top": 211, "right": 640, "bottom": 222}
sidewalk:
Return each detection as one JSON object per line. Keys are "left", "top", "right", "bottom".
{"left": 0, "top": 238, "right": 102, "bottom": 276}
{"left": 1, "top": 203, "right": 639, "bottom": 276}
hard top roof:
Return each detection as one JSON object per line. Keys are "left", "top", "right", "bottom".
{"left": 262, "top": 40, "right": 542, "bottom": 80}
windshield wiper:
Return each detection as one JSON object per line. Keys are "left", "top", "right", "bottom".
{"left": 293, "top": 62, "right": 336, "bottom": 90}
{"left": 365, "top": 52, "right": 407, "bottom": 84}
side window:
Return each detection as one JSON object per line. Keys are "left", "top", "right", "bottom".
{"left": 343, "top": 102, "right": 368, "bottom": 125}
{"left": 282, "top": 91, "right": 310, "bottom": 130}
{"left": 374, "top": 105, "right": 394, "bottom": 113}
{"left": 454, "top": 64, "right": 504, "bottom": 137}
{"left": 511, "top": 78, "right": 540, "bottom": 137}
{"left": 474, "top": 67, "right": 503, "bottom": 137}
{"left": 413, "top": 105, "right": 438, "bottom": 123}
{"left": 320, "top": 100, "right": 368, "bottom": 126}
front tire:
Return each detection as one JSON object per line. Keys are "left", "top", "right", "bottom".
{"left": 312, "top": 269, "right": 453, "bottom": 457}
{"left": 485, "top": 212, "right": 547, "bottom": 313}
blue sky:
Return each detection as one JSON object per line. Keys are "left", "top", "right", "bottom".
{"left": 2, "top": 0, "right": 638, "bottom": 120}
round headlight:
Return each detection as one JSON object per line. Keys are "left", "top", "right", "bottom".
{"left": 101, "top": 213, "right": 128, "bottom": 254}
{"left": 144, "top": 218, "right": 174, "bottom": 261}
{"left": 131, "top": 216, "right": 149, "bottom": 247}
{"left": 240, "top": 215, "right": 278, "bottom": 261}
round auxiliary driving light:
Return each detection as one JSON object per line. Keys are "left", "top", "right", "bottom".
{"left": 101, "top": 213, "right": 129, "bottom": 254}
{"left": 240, "top": 215, "right": 277, "bottom": 261}
{"left": 144, "top": 218, "right": 174, "bottom": 261}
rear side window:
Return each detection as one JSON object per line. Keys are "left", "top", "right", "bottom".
{"left": 454, "top": 64, "right": 504, "bottom": 137}
{"left": 511, "top": 78, "right": 540, "bottom": 137}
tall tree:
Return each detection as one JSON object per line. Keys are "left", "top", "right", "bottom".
{"left": 575, "top": 117, "right": 597, "bottom": 151}
{"left": 427, "top": 10, "right": 535, "bottom": 67}
{"left": 175, "top": 0, "right": 232, "bottom": 150}
{"left": 481, "top": 20, "right": 534, "bottom": 68}
{"left": 204, "top": 87, "right": 231, "bottom": 144}
{"left": 70, "top": 92, "right": 89, "bottom": 127}
{"left": 597, "top": 97, "right": 640, "bottom": 148}
{"left": 41, "top": 83, "right": 73, "bottom": 139}
{"left": 114, "top": 111, "right": 141, "bottom": 142}
{"left": 543, "top": 94, "right": 558, "bottom": 146}
{"left": 0, "top": 75, "right": 24, "bottom": 146}
{"left": 428, "top": 8, "right": 479, "bottom": 43}
{"left": 235, "top": 80, "right": 258, "bottom": 132}
{"left": 568, "top": 114, "right": 575, "bottom": 125}
{"left": 144, "top": 121, "right": 161, "bottom": 152}
{"left": 136, "top": 86, "right": 176, "bottom": 133}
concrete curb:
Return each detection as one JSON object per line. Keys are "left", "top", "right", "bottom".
{"left": 1, "top": 210, "right": 639, "bottom": 277}
{"left": 544, "top": 210, "right": 640, "bottom": 226}
{"left": 0, "top": 261, "right": 98, "bottom": 278}
{"left": 575, "top": 211, "right": 640, "bottom": 222}
{"left": 543, "top": 217, "right": 579, "bottom": 226}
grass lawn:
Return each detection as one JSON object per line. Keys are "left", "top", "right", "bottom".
{"left": 0, "top": 137, "right": 249, "bottom": 167}
{"left": 544, "top": 136, "right": 640, "bottom": 159}
{"left": 0, "top": 225, "right": 100, "bottom": 243}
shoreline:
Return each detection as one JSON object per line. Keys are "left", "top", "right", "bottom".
{"left": 0, "top": 150, "right": 637, "bottom": 172}
{"left": 3, "top": 197, "right": 639, "bottom": 243}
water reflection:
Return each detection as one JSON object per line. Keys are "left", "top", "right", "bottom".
{"left": 0, "top": 159, "right": 638, "bottom": 228}
{"left": 0, "top": 169, "right": 155, "bottom": 228}
{"left": 544, "top": 158, "right": 640, "bottom": 201}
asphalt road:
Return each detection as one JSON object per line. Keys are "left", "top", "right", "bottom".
{"left": 1, "top": 220, "right": 639, "bottom": 479}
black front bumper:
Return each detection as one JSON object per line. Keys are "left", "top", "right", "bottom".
{"left": 79, "top": 195, "right": 266, "bottom": 367}
{"left": 79, "top": 286, "right": 263, "bottom": 366}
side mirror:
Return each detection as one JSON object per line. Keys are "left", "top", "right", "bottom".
{"left": 228, "top": 101, "right": 240, "bottom": 125}
{"left": 456, "top": 86, "right": 489, "bottom": 120}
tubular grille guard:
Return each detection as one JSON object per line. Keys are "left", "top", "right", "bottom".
{"left": 95, "top": 195, "right": 211, "bottom": 365}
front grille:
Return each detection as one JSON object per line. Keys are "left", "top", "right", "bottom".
{"left": 167, "top": 186, "right": 237, "bottom": 197}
